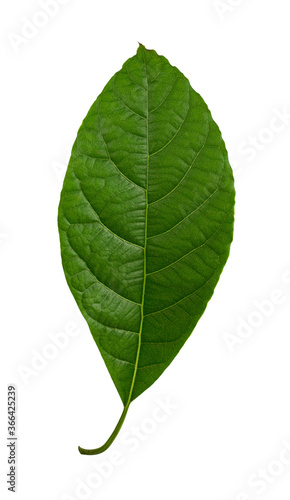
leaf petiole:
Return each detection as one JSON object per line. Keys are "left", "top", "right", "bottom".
{"left": 78, "top": 402, "right": 130, "bottom": 455}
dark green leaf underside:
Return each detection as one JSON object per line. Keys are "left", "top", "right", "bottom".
{"left": 58, "top": 44, "right": 235, "bottom": 453}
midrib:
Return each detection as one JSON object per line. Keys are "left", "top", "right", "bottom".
{"left": 78, "top": 58, "right": 150, "bottom": 455}
{"left": 125, "top": 53, "right": 149, "bottom": 411}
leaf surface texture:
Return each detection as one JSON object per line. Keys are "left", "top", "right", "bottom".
{"left": 58, "top": 45, "right": 235, "bottom": 453}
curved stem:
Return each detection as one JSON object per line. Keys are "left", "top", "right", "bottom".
{"left": 78, "top": 403, "right": 130, "bottom": 455}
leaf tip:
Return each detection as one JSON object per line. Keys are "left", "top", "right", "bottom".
{"left": 137, "top": 42, "right": 146, "bottom": 53}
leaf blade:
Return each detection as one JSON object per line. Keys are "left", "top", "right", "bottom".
{"left": 58, "top": 44, "right": 235, "bottom": 452}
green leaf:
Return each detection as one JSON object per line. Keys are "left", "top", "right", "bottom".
{"left": 58, "top": 44, "right": 235, "bottom": 454}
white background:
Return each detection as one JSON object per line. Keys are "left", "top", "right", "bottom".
{"left": 1, "top": 1, "right": 290, "bottom": 499}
